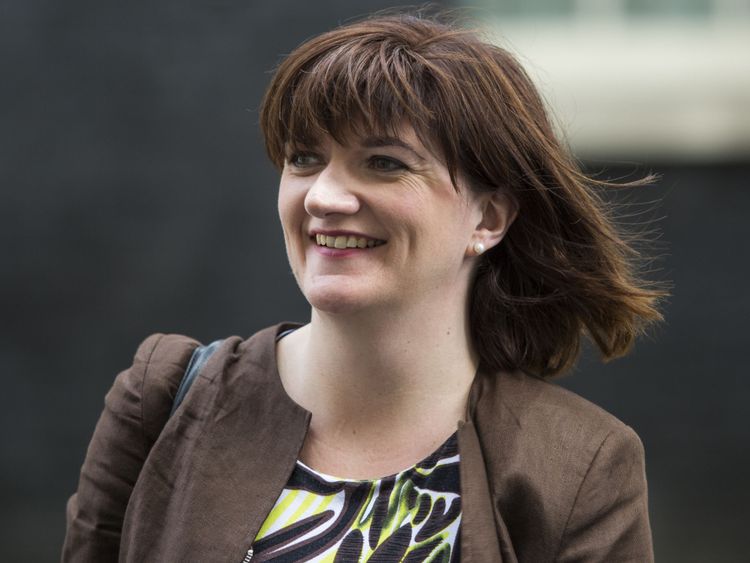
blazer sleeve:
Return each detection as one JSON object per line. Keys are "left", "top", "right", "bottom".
{"left": 61, "top": 333, "right": 199, "bottom": 563}
{"left": 555, "top": 425, "right": 654, "bottom": 563}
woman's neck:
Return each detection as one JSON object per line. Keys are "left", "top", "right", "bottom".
{"left": 277, "top": 300, "right": 478, "bottom": 460}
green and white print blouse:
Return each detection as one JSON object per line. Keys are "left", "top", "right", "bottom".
{"left": 250, "top": 431, "right": 461, "bottom": 562}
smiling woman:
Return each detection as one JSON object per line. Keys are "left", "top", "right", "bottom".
{"left": 63, "top": 10, "right": 668, "bottom": 563}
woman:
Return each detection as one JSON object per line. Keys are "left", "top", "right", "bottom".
{"left": 63, "top": 12, "right": 666, "bottom": 563}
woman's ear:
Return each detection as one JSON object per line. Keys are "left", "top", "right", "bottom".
{"left": 473, "top": 189, "right": 518, "bottom": 252}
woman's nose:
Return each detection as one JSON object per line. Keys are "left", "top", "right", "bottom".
{"left": 303, "top": 169, "right": 361, "bottom": 218}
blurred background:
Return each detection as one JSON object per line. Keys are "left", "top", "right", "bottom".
{"left": 1, "top": 0, "right": 748, "bottom": 561}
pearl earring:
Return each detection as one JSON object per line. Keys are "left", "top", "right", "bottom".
{"left": 473, "top": 242, "right": 486, "bottom": 255}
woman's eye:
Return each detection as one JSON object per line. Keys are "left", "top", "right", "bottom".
{"left": 287, "top": 152, "right": 321, "bottom": 167}
{"left": 368, "top": 156, "right": 407, "bottom": 172}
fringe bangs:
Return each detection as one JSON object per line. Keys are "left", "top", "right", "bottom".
{"left": 273, "top": 36, "right": 439, "bottom": 162}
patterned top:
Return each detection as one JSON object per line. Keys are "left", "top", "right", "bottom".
{"left": 251, "top": 432, "right": 462, "bottom": 562}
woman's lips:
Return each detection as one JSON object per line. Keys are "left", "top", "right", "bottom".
{"left": 314, "top": 246, "right": 366, "bottom": 257}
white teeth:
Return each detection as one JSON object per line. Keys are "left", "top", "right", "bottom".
{"left": 314, "top": 234, "right": 384, "bottom": 249}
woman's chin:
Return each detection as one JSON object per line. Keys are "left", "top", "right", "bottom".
{"left": 306, "top": 291, "right": 371, "bottom": 315}
{"left": 302, "top": 279, "right": 380, "bottom": 315}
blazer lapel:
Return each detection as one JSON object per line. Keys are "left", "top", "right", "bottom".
{"left": 126, "top": 325, "right": 311, "bottom": 562}
{"left": 192, "top": 325, "right": 311, "bottom": 561}
{"left": 460, "top": 368, "right": 520, "bottom": 563}
{"left": 458, "top": 419, "right": 505, "bottom": 563}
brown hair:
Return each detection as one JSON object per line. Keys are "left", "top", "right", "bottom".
{"left": 260, "top": 11, "right": 669, "bottom": 378}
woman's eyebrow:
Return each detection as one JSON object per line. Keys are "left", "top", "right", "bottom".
{"left": 358, "top": 136, "right": 427, "bottom": 162}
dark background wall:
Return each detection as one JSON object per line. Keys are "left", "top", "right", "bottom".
{"left": 2, "top": 1, "right": 747, "bottom": 561}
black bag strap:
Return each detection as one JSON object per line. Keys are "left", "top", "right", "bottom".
{"left": 169, "top": 339, "right": 224, "bottom": 417}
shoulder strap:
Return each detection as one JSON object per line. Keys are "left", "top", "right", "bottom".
{"left": 170, "top": 339, "right": 224, "bottom": 417}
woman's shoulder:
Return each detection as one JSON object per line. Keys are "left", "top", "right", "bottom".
{"left": 131, "top": 333, "right": 201, "bottom": 371}
{"left": 472, "top": 370, "right": 652, "bottom": 561}
{"left": 472, "top": 368, "right": 646, "bottom": 490}
{"left": 117, "top": 323, "right": 296, "bottom": 417}
{"left": 102, "top": 334, "right": 201, "bottom": 443}
{"left": 118, "top": 322, "right": 295, "bottom": 398}
{"left": 126, "top": 333, "right": 202, "bottom": 394}
{"left": 127, "top": 322, "right": 293, "bottom": 382}
{"left": 477, "top": 367, "right": 640, "bottom": 443}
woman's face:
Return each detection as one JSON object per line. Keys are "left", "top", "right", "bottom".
{"left": 277, "top": 124, "right": 487, "bottom": 316}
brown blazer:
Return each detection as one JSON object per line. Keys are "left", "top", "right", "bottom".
{"left": 63, "top": 323, "right": 654, "bottom": 562}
